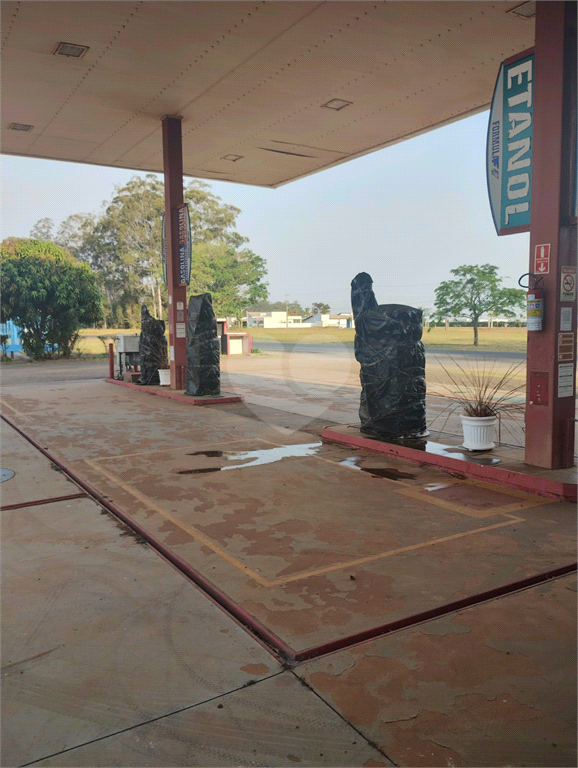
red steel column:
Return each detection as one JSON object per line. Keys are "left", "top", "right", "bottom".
{"left": 162, "top": 116, "right": 187, "bottom": 390}
{"left": 525, "top": 1, "right": 577, "bottom": 468}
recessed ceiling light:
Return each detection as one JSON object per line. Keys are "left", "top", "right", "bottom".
{"left": 54, "top": 42, "right": 89, "bottom": 58}
{"left": 508, "top": 2, "right": 536, "bottom": 18}
{"left": 322, "top": 99, "right": 352, "bottom": 111}
{"left": 222, "top": 154, "right": 243, "bottom": 162}
{"left": 9, "top": 123, "right": 33, "bottom": 131}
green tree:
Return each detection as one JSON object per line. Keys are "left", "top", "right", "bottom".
{"left": 29, "top": 218, "right": 54, "bottom": 241}
{"left": 1, "top": 239, "right": 103, "bottom": 358}
{"left": 189, "top": 243, "right": 268, "bottom": 319}
{"left": 433, "top": 264, "right": 525, "bottom": 345}
{"left": 312, "top": 302, "right": 330, "bottom": 314}
{"left": 54, "top": 213, "right": 96, "bottom": 257}
{"left": 248, "top": 300, "right": 305, "bottom": 315}
{"left": 74, "top": 174, "right": 262, "bottom": 326}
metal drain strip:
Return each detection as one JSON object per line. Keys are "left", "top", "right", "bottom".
{"left": 1, "top": 492, "right": 87, "bottom": 511}
{"left": 2, "top": 413, "right": 575, "bottom": 667}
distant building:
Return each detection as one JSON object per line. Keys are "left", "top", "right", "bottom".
{"left": 0, "top": 320, "right": 23, "bottom": 353}
{"left": 245, "top": 311, "right": 311, "bottom": 329}
{"left": 302, "top": 312, "right": 355, "bottom": 328}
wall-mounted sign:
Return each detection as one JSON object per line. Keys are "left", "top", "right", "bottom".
{"left": 177, "top": 204, "right": 192, "bottom": 285}
{"left": 161, "top": 213, "right": 167, "bottom": 284}
{"left": 558, "top": 363, "right": 575, "bottom": 398}
{"left": 161, "top": 206, "right": 192, "bottom": 285}
{"left": 534, "top": 243, "right": 550, "bottom": 274}
{"left": 487, "top": 50, "right": 534, "bottom": 235}
{"left": 560, "top": 266, "right": 576, "bottom": 302}
{"left": 558, "top": 332, "right": 575, "bottom": 362}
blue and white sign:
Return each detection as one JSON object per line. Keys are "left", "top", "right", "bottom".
{"left": 487, "top": 51, "right": 534, "bottom": 235}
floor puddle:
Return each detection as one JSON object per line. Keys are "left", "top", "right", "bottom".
{"left": 179, "top": 442, "right": 322, "bottom": 473}
{"left": 339, "top": 456, "right": 416, "bottom": 480}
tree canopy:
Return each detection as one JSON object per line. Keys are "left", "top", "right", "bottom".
{"left": 36, "top": 174, "right": 268, "bottom": 327}
{"left": 311, "top": 302, "right": 331, "bottom": 315}
{"left": 433, "top": 264, "right": 525, "bottom": 345}
{"left": 1, "top": 238, "right": 103, "bottom": 358}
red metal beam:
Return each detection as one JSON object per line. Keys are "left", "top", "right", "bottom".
{"left": 162, "top": 116, "right": 188, "bottom": 391}
{"left": 525, "top": 1, "right": 577, "bottom": 468}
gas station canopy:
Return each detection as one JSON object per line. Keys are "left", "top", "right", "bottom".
{"left": 2, "top": 1, "right": 534, "bottom": 187}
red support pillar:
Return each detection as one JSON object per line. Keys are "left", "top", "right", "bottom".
{"left": 162, "top": 116, "right": 187, "bottom": 390}
{"left": 525, "top": 1, "right": 577, "bottom": 469}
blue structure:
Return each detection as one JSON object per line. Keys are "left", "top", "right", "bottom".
{"left": 0, "top": 320, "right": 23, "bottom": 354}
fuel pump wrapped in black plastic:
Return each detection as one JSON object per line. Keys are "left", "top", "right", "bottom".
{"left": 185, "top": 293, "right": 220, "bottom": 396}
{"left": 351, "top": 272, "right": 427, "bottom": 439}
{"left": 138, "top": 304, "right": 167, "bottom": 385}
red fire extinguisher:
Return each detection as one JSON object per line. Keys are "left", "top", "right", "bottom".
{"left": 519, "top": 274, "right": 544, "bottom": 331}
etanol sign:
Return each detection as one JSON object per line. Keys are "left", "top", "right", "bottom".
{"left": 487, "top": 50, "right": 534, "bottom": 235}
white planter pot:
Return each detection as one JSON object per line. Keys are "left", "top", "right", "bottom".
{"left": 460, "top": 415, "right": 498, "bottom": 451}
{"left": 158, "top": 368, "right": 171, "bottom": 386}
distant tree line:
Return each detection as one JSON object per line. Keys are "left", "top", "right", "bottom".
{"left": 27, "top": 174, "right": 269, "bottom": 328}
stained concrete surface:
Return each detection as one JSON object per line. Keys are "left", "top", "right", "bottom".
{"left": 299, "top": 574, "right": 577, "bottom": 767}
{"left": 3, "top": 377, "right": 574, "bottom": 654}
{"left": 1, "top": 356, "right": 576, "bottom": 767}
{"left": 0, "top": 421, "right": 81, "bottom": 506}
{"left": 31, "top": 673, "right": 394, "bottom": 768}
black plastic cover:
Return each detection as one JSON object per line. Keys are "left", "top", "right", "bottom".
{"left": 138, "top": 304, "right": 167, "bottom": 385}
{"left": 185, "top": 293, "right": 220, "bottom": 396}
{"left": 351, "top": 272, "right": 427, "bottom": 440}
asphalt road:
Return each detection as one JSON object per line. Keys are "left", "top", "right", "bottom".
{"left": 1, "top": 343, "right": 526, "bottom": 388}
{"left": 252, "top": 340, "right": 526, "bottom": 361}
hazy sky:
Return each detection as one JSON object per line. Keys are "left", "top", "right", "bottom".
{"left": 1, "top": 109, "right": 530, "bottom": 314}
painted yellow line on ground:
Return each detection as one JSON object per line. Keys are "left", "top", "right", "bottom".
{"left": 84, "top": 458, "right": 271, "bottom": 587}
{"left": 265, "top": 515, "right": 526, "bottom": 586}
{"left": 0, "top": 399, "right": 26, "bottom": 418}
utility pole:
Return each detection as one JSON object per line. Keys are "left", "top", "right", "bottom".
{"left": 285, "top": 294, "right": 289, "bottom": 328}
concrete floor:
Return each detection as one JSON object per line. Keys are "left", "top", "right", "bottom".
{"left": 1, "top": 355, "right": 576, "bottom": 767}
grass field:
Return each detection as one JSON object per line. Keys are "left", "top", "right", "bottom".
{"left": 75, "top": 325, "right": 528, "bottom": 355}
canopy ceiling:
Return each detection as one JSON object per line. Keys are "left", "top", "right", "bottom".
{"left": 1, "top": 1, "right": 535, "bottom": 187}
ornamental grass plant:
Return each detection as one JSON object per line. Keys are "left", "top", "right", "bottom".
{"left": 432, "top": 356, "right": 526, "bottom": 417}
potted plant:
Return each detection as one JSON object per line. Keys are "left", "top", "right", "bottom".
{"left": 433, "top": 357, "right": 525, "bottom": 450}
{"left": 157, "top": 351, "right": 171, "bottom": 386}
{"left": 140, "top": 337, "right": 170, "bottom": 385}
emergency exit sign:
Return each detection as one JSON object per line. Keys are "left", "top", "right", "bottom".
{"left": 534, "top": 244, "right": 550, "bottom": 274}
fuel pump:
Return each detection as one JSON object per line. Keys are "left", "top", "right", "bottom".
{"left": 518, "top": 273, "right": 545, "bottom": 331}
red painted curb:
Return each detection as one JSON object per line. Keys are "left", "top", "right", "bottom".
{"left": 321, "top": 427, "right": 577, "bottom": 503}
{"left": 1, "top": 492, "right": 87, "bottom": 511}
{"left": 106, "top": 377, "right": 244, "bottom": 405}
{"left": 292, "top": 562, "right": 577, "bottom": 662}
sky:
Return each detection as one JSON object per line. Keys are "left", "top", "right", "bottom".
{"left": 1, "top": 109, "right": 531, "bottom": 314}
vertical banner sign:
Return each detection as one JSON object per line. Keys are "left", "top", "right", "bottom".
{"left": 177, "top": 203, "right": 191, "bottom": 285}
{"left": 487, "top": 50, "right": 534, "bottom": 235}
{"left": 161, "top": 212, "right": 167, "bottom": 284}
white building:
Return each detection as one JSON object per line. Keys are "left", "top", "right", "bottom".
{"left": 302, "top": 312, "right": 355, "bottom": 328}
{"left": 245, "top": 311, "right": 311, "bottom": 329}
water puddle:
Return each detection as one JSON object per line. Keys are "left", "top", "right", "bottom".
{"left": 178, "top": 442, "right": 322, "bottom": 474}
{"left": 339, "top": 456, "right": 416, "bottom": 480}
{"left": 367, "top": 437, "right": 503, "bottom": 466}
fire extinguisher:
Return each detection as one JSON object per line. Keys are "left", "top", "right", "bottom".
{"left": 518, "top": 273, "right": 544, "bottom": 331}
